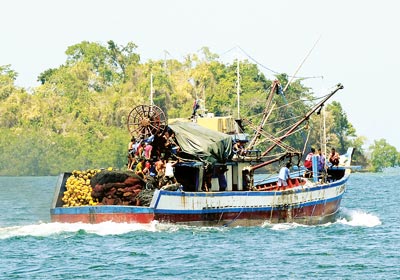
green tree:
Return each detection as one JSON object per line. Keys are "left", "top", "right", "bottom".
{"left": 326, "top": 101, "right": 356, "bottom": 153}
{"left": 0, "top": 65, "right": 18, "bottom": 100}
{"left": 107, "top": 40, "right": 140, "bottom": 83}
{"left": 369, "top": 139, "right": 399, "bottom": 172}
{"left": 0, "top": 42, "right": 371, "bottom": 175}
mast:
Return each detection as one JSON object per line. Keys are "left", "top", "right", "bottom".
{"left": 163, "top": 50, "right": 168, "bottom": 72}
{"left": 246, "top": 80, "right": 279, "bottom": 151}
{"left": 263, "top": 83, "right": 343, "bottom": 156}
{"left": 247, "top": 37, "right": 321, "bottom": 151}
{"left": 323, "top": 106, "right": 327, "bottom": 158}
{"left": 250, "top": 83, "right": 344, "bottom": 171}
{"left": 150, "top": 73, "right": 154, "bottom": 106}
{"left": 202, "top": 85, "right": 206, "bottom": 115}
{"left": 236, "top": 59, "right": 240, "bottom": 119}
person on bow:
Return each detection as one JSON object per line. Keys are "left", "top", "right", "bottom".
{"left": 329, "top": 148, "right": 340, "bottom": 166}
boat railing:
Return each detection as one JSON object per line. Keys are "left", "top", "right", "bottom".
{"left": 254, "top": 176, "right": 306, "bottom": 192}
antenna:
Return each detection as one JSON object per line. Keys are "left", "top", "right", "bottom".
{"left": 236, "top": 59, "right": 240, "bottom": 119}
{"left": 323, "top": 106, "right": 327, "bottom": 159}
{"left": 150, "top": 73, "right": 154, "bottom": 105}
{"left": 163, "top": 50, "right": 169, "bottom": 73}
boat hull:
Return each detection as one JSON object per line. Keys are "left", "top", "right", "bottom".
{"left": 154, "top": 197, "right": 342, "bottom": 226}
{"left": 50, "top": 206, "right": 154, "bottom": 224}
{"left": 151, "top": 177, "right": 347, "bottom": 226}
{"left": 51, "top": 175, "right": 348, "bottom": 226}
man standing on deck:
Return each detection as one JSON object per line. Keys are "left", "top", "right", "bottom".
{"left": 317, "top": 148, "right": 327, "bottom": 182}
{"left": 304, "top": 147, "right": 315, "bottom": 178}
{"left": 317, "top": 148, "right": 326, "bottom": 172}
{"left": 277, "top": 162, "right": 291, "bottom": 190}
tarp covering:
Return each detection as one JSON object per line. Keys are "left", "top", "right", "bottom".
{"left": 169, "top": 121, "right": 233, "bottom": 165}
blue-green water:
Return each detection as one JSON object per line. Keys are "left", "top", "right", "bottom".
{"left": 0, "top": 170, "right": 399, "bottom": 279}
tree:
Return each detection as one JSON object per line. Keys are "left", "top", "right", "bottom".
{"left": 0, "top": 65, "right": 18, "bottom": 100}
{"left": 369, "top": 139, "right": 400, "bottom": 172}
{"left": 0, "top": 42, "right": 371, "bottom": 175}
{"left": 326, "top": 101, "right": 356, "bottom": 153}
{"left": 107, "top": 40, "right": 140, "bottom": 83}
{"left": 37, "top": 68, "right": 57, "bottom": 85}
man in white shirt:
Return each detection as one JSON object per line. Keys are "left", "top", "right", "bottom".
{"left": 277, "top": 162, "right": 291, "bottom": 189}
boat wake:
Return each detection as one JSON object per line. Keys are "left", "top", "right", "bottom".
{"left": 260, "top": 208, "right": 382, "bottom": 230}
{"left": 0, "top": 221, "right": 161, "bottom": 239}
{"left": 0, "top": 221, "right": 229, "bottom": 239}
{"left": 337, "top": 208, "right": 381, "bottom": 227}
{"left": 261, "top": 221, "right": 308, "bottom": 230}
{"left": 1, "top": 208, "right": 380, "bottom": 239}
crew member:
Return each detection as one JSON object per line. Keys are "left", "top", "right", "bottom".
{"left": 303, "top": 147, "right": 315, "bottom": 178}
{"left": 233, "top": 141, "right": 246, "bottom": 156}
{"left": 329, "top": 148, "right": 340, "bottom": 166}
{"left": 277, "top": 162, "right": 291, "bottom": 190}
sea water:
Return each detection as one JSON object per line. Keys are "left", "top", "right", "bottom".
{"left": 0, "top": 170, "right": 399, "bottom": 279}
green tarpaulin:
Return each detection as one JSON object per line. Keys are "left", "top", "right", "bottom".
{"left": 169, "top": 121, "right": 233, "bottom": 165}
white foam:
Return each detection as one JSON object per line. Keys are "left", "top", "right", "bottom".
{"left": 263, "top": 222, "right": 306, "bottom": 230}
{"left": 0, "top": 208, "right": 381, "bottom": 239}
{"left": 338, "top": 208, "right": 381, "bottom": 227}
{"left": 0, "top": 221, "right": 160, "bottom": 239}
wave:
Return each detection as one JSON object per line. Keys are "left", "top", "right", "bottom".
{"left": 0, "top": 208, "right": 381, "bottom": 239}
{"left": 0, "top": 221, "right": 160, "bottom": 239}
{"left": 260, "top": 208, "right": 382, "bottom": 230}
{"left": 267, "top": 222, "right": 306, "bottom": 230}
{"left": 0, "top": 221, "right": 229, "bottom": 239}
{"left": 337, "top": 208, "right": 381, "bottom": 227}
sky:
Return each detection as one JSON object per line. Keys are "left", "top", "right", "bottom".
{"left": 2, "top": 0, "right": 399, "bottom": 150}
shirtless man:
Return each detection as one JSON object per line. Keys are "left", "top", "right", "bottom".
{"left": 329, "top": 148, "right": 340, "bottom": 166}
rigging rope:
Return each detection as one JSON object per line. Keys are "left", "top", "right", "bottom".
{"left": 234, "top": 45, "right": 323, "bottom": 80}
{"left": 274, "top": 123, "right": 306, "bottom": 137}
{"left": 247, "top": 92, "right": 330, "bottom": 125}
{"left": 302, "top": 125, "right": 311, "bottom": 156}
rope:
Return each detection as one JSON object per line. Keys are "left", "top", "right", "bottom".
{"left": 269, "top": 189, "right": 278, "bottom": 223}
{"left": 310, "top": 185, "right": 322, "bottom": 220}
{"left": 319, "top": 188, "right": 328, "bottom": 225}
{"left": 245, "top": 92, "right": 331, "bottom": 129}
{"left": 302, "top": 125, "right": 311, "bottom": 156}
{"left": 274, "top": 124, "right": 306, "bottom": 138}
{"left": 267, "top": 115, "right": 301, "bottom": 126}
{"left": 235, "top": 45, "right": 323, "bottom": 80}
{"left": 243, "top": 82, "right": 332, "bottom": 122}
{"left": 223, "top": 191, "right": 249, "bottom": 227}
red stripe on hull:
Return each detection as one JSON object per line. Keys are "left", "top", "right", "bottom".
{"left": 51, "top": 213, "right": 154, "bottom": 224}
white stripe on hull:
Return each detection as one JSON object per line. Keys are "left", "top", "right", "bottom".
{"left": 152, "top": 177, "right": 348, "bottom": 213}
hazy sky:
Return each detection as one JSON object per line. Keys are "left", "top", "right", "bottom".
{"left": 2, "top": 0, "right": 399, "bottom": 150}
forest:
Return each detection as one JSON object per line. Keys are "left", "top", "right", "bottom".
{"left": 0, "top": 40, "right": 398, "bottom": 175}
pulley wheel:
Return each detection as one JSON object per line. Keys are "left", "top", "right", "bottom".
{"left": 127, "top": 105, "right": 167, "bottom": 139}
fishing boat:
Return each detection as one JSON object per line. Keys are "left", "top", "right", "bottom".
{"left": 51, "top": 83, "right": 353, "bottom": 226}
